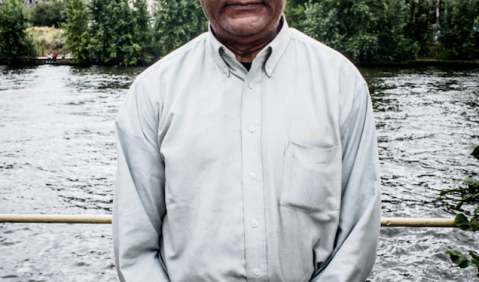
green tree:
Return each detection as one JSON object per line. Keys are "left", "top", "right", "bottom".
{"left": 437, "top": 0, "right": 479, "bottom": 60}
{"left": 132, "top": 0, "right": 153, "bottom": 63}
{"left": 375, "top": 0, "right": 419, "bottom": 61}
{"left": 63, "top": 0, "right": 91, "bottom": 62}
{"left": 0, "top": 0, "right": 36, "bottom": 65}
{"left": 31, "top": 0, "right": 66, "bottom": 27}
{"left": 403, "top": 0, "right": 435, "bottom": 56}
{"left": 303, "top": 0, "right": 416, "bottom": 63}
{"left": 89, "top": 0, "right": 148, "bottom": 65}
{"left": 153, "top": 0, "right": 208, "bottom": 57}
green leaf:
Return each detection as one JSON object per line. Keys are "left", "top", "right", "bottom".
{"left": 455, "top": 214, "right": 473, "bottom": 231}
{"left": 470, "top": 252, "right": 479, "bottom": 261}
{"left": 460, "top": 178, "right": 479, "bottom": 189}
{"left": 471, "top": 146, "right": 479, "bottom": 161}
{"left": 471, "top": 255, "right": 479, "bottom": 268}
{"left": 471, "top": 258, "right": 479, "bottom": 268}
{"left": 463, "top": 194, "right": 474, "bottom": 200}
{"left": 446, "top": 250, "right": 472, "bottom": 268}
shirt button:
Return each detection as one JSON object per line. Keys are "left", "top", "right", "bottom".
{"left": 249, "top": 173, "right": 256, "bottom": 180}
{"left": 249, "top": 126, "right": 255, "bottom": 133}
{"left": 253, "top": 269, "right": 260, "bottom": 276}
{"left": 223, "top": 67, "right": 228, "bottom": 73}
{"left": 251, "top": 221, "right": 258, "bottom": 228}
{"left": 248, "top": 82, "right": 255, "bottom": 89}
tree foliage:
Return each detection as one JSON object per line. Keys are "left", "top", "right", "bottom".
{"left": 63, "top": 0, "right": 90, "bottom": 62}
{"left": 30, "top": 0, "right": 66, "bottom": 27}
{"left": 133, "top": 0, "right": 153, "bottom": 63}
{"left": 0, "top": 0, "right": 36, "bottom": 65}
{"left": 88, "top": 0, "right": 152, "bottom": 65}
{"left": 153, "top": 0, "right": 208, "bottom": 56}
{"left": 376, "top": 0, "right": 419, "bottom": 61}
{"left": 287, "top": 0, "right": 479, "bottom": 61}
{"left": 4, "top": 0, "right": 479, "bottom": 65}
{"left": 284, "top": 0, "right": 307, "bottom": 30}
{"left": 403, "top": 0, "right": 435, "bottom": 56}
{"left": 437, "top": 0, "right": 479, "bottom": 60}
{"left": 303, "top": 0, "right": 417, "bottom": 63}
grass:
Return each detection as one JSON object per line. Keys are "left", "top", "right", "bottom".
{"left": 26, "top": 26, "right": 70, "bottom": 57}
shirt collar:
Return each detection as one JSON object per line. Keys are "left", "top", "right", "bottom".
{"left": 207, "top": 15, "right": 291, "bottom": 78}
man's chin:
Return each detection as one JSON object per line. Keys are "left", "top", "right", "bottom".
{"left": 221, "top": 17, "right": 270, "bottom": 37}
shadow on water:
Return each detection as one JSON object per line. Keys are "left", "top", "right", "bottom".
{"left": 0, "top": 64, "right": 478, "bottom": 281}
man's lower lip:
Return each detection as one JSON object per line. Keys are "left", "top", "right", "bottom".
{"left": 226, "top": 3, "right": 262, "bottom": 9}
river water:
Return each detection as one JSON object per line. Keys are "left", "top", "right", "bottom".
{"left": 0, "top": 64, "right": 478, "bottom": 281}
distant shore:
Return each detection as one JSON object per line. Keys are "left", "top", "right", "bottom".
{"left": 34, "top": 57, "right": 77, "bottom": 65}
{"left": 357, "top": 59, "right": 479, "bottom": 67}
{"left": 3, "top": 58, "right": 479, "bottom": 67}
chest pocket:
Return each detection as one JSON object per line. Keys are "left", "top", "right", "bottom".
{"left": 280, "top": 141, "right": 341, "bottom": 212}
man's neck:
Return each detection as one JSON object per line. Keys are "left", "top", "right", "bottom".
{"left": 213, "top": 19, "right": 283, "bottom": 63}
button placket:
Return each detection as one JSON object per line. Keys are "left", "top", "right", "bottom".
{"left": 241, "top": 68, "right": 268, "bottom": 280}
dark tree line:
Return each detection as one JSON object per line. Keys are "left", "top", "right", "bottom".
{"left": 289, "top": 0, "right": 479, "bottom": 63}
{"left": 62, "top": 0, "right": 207, "bottom": 65}
{"left": 1, "top": 0, "right": 478, "bottom": 65}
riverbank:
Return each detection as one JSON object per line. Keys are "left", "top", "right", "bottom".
{"left": 34, "top": 57, "right": 76, "bottom": 65}
{"left": 17, "top": 58, "right": 479, "bottom": 67}
{"left": 357, "top": 59, "right": 479, "bottom": 67}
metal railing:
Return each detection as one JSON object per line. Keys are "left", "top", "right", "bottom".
{"left": 0, "top": 214, "right": 457, "bottom": 227}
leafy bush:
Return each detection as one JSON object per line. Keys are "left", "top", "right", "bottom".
{"left": 437, "top": 0, "right": 479, "bottom": 60}
{"left": 441, "top": 146, "right": 479, "bottom": 277}
{"left": 302, "top": 0, "right": 416, "bottom": 63}
{"left": 0, "top": 0, "right": 36, "bottom": 65}
{"left": 30, "top": 0, "right": 66, "bottom": 27}
{"left": 153, "top": 0, "right": 208, "bottom": 57}
{"left": 63, "top": 0, "right": 90, "bottom": 62}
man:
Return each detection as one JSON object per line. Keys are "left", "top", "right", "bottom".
{"left": 113, "top": 0, "right": 381, "bottom": 281}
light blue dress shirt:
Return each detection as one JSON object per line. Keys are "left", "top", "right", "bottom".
{"left": 113, "top": 18, "right": 381, "bottom": 282}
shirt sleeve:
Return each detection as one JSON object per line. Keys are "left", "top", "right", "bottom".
{"left": 310, "top": 80, "right": 381, "bottom": 282}
{"left": 113, "top": 80, "right": 170, "bottom": 282}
